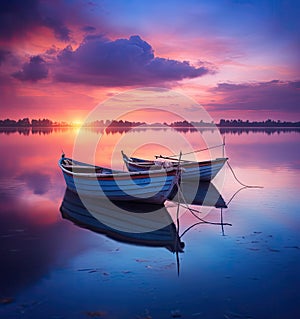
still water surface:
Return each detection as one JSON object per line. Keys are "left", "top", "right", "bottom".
{"left": 0, "top": 128, "right": 299, "bottom": 319}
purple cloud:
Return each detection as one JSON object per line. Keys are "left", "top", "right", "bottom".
{"left": 42, "top": 16, "right": 71, "bottom": 42}
{"left": 0, "top": 0, "right": 40, "bottom": 40}
{"left": 54, "top": 35, "right": 212, "bottom": 86}
{"left": 208, "top": 80, "right": 300, "bottom": 113}
{"left": 12, "top": 55, "right": 48, "bottom": 82}
{"left": 0, "top": 49, "right": 10, "bottom": 65}
{"left": 0, "top": 0, "right": 71, "bottom": 41}
{"left": 81, "top": 26, "right": 96, "bottom": 33}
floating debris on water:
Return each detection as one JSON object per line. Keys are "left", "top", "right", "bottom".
{"left": 0, "top": 297, "right": 14, "bottom": 305}
{"left": 121, "top": 270, "right": 132, "bottom": 274}
{"left": 268, "top": 248, "right": 280, "bottom": 252}
{"left": 192, "top": 312, "right": 203, "bottom": 317}
{"left": 135, "top": 259, "right": 149, "bottom": 263}
{"left": 226, "top": 311, "right": 252, "bottom": 318}
{"left": 171, "top": 309, "right": 182, "bottom": 317}
{"left": 85, "top": 310, "right": 107, "bottom": 317}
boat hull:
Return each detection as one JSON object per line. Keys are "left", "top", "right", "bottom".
{"left": 59, "top": 157, "right": 180, "bottom": 205}
{"left": 122, "top": 154, "right": 227, "bottom": 182}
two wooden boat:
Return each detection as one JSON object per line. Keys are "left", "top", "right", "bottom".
{"left": 121, "top": 151, "right": 227, "bottom": 181}
{"left": 60, "top": 188, "right": 184, "bottom": 253}
{"left": 58, "top": 155, "right": 180, "bottom": 204}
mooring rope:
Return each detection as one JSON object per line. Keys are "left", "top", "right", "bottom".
{"left": 225, "top": 186, "right": 247, "bottom": 206}
{"left": 161, "top": 136, "right": 263, "bottom": 239}
{"left": 175, "top": 152, "right": 182, "bottom": 234}
{"left": 226, "top": 161, "right": 263, "bottom": 189}
{"left": 156, "top": 143, "right": 225, "bottom": 159}
{"left": 174, "top": 177, "right": 232, "bottom": 239}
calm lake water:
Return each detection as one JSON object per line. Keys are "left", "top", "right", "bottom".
{"left": 0, "top": 128, "right": 299, "bottom": 319}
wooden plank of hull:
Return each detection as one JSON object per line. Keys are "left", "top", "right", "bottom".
{"left": 64, "top": 174, "right": 176, "bottom": 188}
{"left": 182, "top": 162, "right": 226, "bottom": 181}
{"left": 63, "top": 174, "right": 175, "bottom": 190}
{"left": 63, "top": 173, "right": 175, "bottom": 192}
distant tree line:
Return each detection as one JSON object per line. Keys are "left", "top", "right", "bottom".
{"left": 0, "top": 117, "right": 299, "bottom": 128}
{"left": 0, "top": 118, "right": 54, "bottom": 127}
{"left": 170, "top": 120, "right": 215, "bottom": 128}
{"left": 85, "top": 120, "right": 146, "bottom": 128}
{"left": 218, "top": 119, "right": 300, "bottom": 127}
{"left": 169, "top": 119, "right": 300, "bottom": 128}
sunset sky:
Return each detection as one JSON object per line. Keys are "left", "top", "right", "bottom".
{"left": 0, "top": 0, "right": 299, "bottom": 123}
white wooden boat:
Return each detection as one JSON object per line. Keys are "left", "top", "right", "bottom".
{"left": 60, "top": 189, "right": 184, "bottom": 253}
{"left": 58, "top": 155, "right": 180, "bottom": 204}
{"left": 121, "top": 151, "right": 227, "bottom": 181}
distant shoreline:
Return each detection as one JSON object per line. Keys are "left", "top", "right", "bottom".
{"left": 1, "top": 117, "right": 300, "bottom": 129}
{"left": 0, "top": 125, "right": 300, "bottom": 129}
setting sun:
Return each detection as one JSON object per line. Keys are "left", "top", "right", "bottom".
{"left": 72, "top": 120, "right": 83, "bottom": 126}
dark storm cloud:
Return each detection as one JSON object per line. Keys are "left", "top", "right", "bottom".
{"left": 0, "top": 0, "right": 40, "bottom": 40}
{"left": 288, "top": 81, "right": 300, "bottom": 89}
{"left": 82, "top": 25, "right": 97, "bottom": 33}
{"left": 146, "top": 58, "right": 208, "bottom": 80}
{"left": 42, "top": 16, "right": 71, "bottom": 42}
{"left": 0, "top": 0, "right": 71, "bottom": 41}
{"left": 0, "top": 49, "right": 11, "bottom": 65}
{"left": 208, "top": 80, "right": 300, "bottom": 113}
{"left": 12, "top": 55, "right": 49, "bottom": 82}
{"left": 54, "top": 35, "right": 212, "bottom": 86}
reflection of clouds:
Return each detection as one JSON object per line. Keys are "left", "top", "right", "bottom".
{"left": 17, "top": 171, "right": 51, "bottom": 195}
{"left": 0, "top": 196, "right": 60, "bottom": 296}
{"left": 0, "top": 185, "right": 96, "bottom": 296}
{"left": 226, "top": 140, "right": 300, "bottom": 170}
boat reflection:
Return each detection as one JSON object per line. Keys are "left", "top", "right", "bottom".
{"left": 172, "top": 181, "right": 227, "bottom": 208}
{"left": 60, "top": 180, "right": 228, "bottom": 253}
{"left": 60, "top": 189, "right": 184, "bottom": 253}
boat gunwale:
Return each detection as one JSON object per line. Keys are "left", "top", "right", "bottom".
{"left": 59, "top": 157, "right": 180, "bottom": 180}
{"left": 124, "top": 155, "right": 228, "bottom": 169}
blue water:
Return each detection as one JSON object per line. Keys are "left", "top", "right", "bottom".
{"left": 0, "top": 129, "right": 299, "bottom": 319}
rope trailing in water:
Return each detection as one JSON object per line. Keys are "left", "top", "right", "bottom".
{"left": 174, "top": 178, "right": 232, "bottom": 239}
{"left": 226, "top": 161, "right": 263, "bottom": 189}
{"left": 175, "top": 151, "right": 182, "bottom": 233}
{"left": 179, "top": 208, "right": 232, "bottom": 238}
{"left": 225, "top": 186, "right": 247, "bottom": 206}
{"left": 220, "top": 208, "right": 225, "bottom": 236}
{"left": 174, "top": 151, "right": 182, "bottom": 275}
